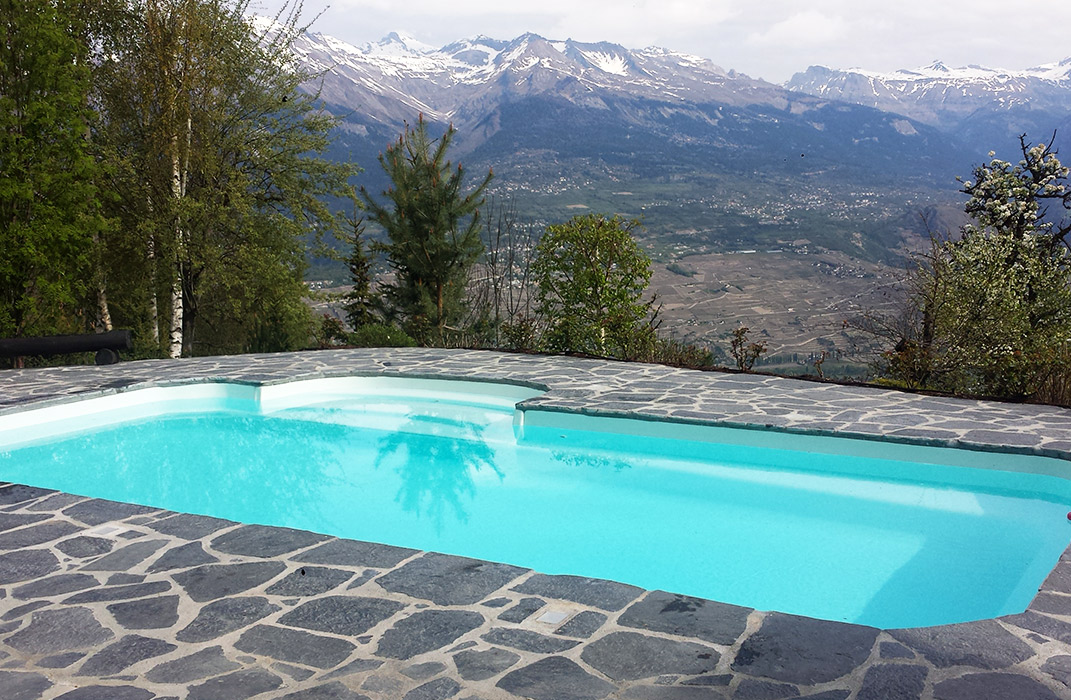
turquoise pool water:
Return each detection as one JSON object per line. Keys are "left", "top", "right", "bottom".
{"left": 1, "top": 378, "right": 1069, "bottom": 628}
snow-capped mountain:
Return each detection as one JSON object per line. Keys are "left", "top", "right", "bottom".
{"left": 291, "top": 29, "right": 795, "bottom": 129}
{"left": 786, "top": 59, "right": 1071, "bottom": 133}
{"left": 282, "top": 27, "right": 957, "bottom": 190}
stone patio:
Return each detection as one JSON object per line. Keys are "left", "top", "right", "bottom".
{"left": 0, "top": 348, "right": 1069, "bottom": 700}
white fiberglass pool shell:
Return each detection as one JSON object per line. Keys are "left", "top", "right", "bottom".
{"left": 1, "top": 374, "right": 1070, "bottom": 629}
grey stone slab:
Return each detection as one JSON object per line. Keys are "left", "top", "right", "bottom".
{"left": 1042, "top": 563, "right": 1071, "bottom": 594}
{"left": 26, "top": 493, "right": 84, "bottom": 511}
{"left": 63, "top": 581, "right": 171, "bottom": 604}
{"left": 265, "top": 566, "right": 352, "bottom": 596}
{"left": 56, "top": 536, "right": 113, "bottom": 558}
{"left": 731, "top": 614, "right": 878, "bottom": 685}
{"left": 62, "top": 499, "right": 157, "bottom": 526}
{"left": 555, "top": 610, "right": 607, "bottom": 638}
{"left": 797, "top": 693, "right": 849, "bottom": 700}
{"left": 147, "top": 541, "right": 218, "bottom": 573}
{"left": 78, "top": 539, "right": 167, "bottom": 571}
{"left": 856, "top": 664, "right": 927, "bottom": 700}
{"left": 0, "top": 670, "right": 52, "bottom": 700}
{"left": 619, "top": 591, "right": 751, "bottom": 646}
{"left": 681, "top": 675, "right": 732, "bottom": 687}
{"left": 497, "top": 597, "right": 544, "bottom": 623}
{"left": 932, "top": 672, "right": 1063, "bottom": 700}
{"left": 145, "top": 646, "right": 241, "bottom": 683}
{"left": 889, "top": 620, "right": 1034, "bottom": 669}
{"left": 1029, "top": 593, "right": 1071, "bottom": 616}
{"left": 481, "top": 628, "right": 580, "bottom": 654}
{"left": 107, "top": 594, "right": 180, "bottom": 630}
{"left": 147, "top": 513, "right": 235, "bottom": 539}
{"left": 402, "top": 661, "right": 446, "bottom": 680}
{"left": 186, "top": 668, "right": 285, "bottom": 700}
{"left": 234, "top": 624, "right": 356, "bottom": 669}
{"left": 361, "top": 674, "right": 405, "bottom": 696}
{"left": 54, "top": 686, "right": 154, "bottom": 700}
{"left": 210, "top": 524, "right": 328, "bottom": 558}
{"left": 480, "top": 597, "right": 510, "bottom": 609}
{"left": 172, "top": 561, "right": 286, "bottom": 602}
{"left": 963, "top": 430, "right": 1041, "bottom": 447}
{"left": 0, "top": 513, "right": 49, "bottom": 533}
{"left": 278, "top": 595, "right": 404, "bottom": 636}
{"left": 620, "top": 687, "right": 726, "bottom": 700}
{"left": 273, "top": 662, "right": 315, "bottom": 681}
{"left": 733, "top": 679, "right": 798, "bottom": 699}
{"left": 294, "top": 538, "right": 417, "bottom": 569}
{"left": 37, "top": 652, "right": 85, "bottom": 668}
{"left": 0, "top": 549, "right": 59, "bottom": 584}
{"left": 1042, "top": 655, "right": 1071, "bottom": 688}
{"left": 1, "top": 600, "right": 48, "bottom": 620}
{"left": 106, "top": 573, "right": 145, "bottom": 585}
{"left": 6, "top": 607, "right": 113, "bottom": 654}
{"left": 0, "top": 521, "right": 80, "bottom": 549}
{"left": 512, "top": 573, "right": 643, "bottom": 611}
{"left": 404, "top": 678, "right": 461, "bottom": 700}
{"left": 497, "top": 656, "right": 615, "bottom": 700}
{"left": 12, "top": 573, "right": 97, "bottom": 599}
{"left": 0, "top": 486, "right": 54, "bottom": 506}
{"left": 1004, "top": 610, "right": 1071, "bottom": 643}
{"left": 376, "top": 610, "right": 485, "bottom": 660}
{"left": 320, "top": 658, "right": 384, "bottom": 681}
{"left": 280, "top": 682, "right": 371, "bottom": 700}
{"left": 453, "top": 647, "right": 520, "bottom": 681}
{"left": 878, "top": 642, "right": 915, "bottom": 660}
{"left": 580, "top": 631, "right": 720, "bottom": 682}
{"left": 176, "top": 596, "right": 280, "bottom": 642}
{"left": 377, "top": 553, "right": 527, "bottom": 606}
{"left": 345, "top": 569, "right": 379, "bottom": 590}
{"left": 76, "top": 634, "right": 177, "bottom": 676}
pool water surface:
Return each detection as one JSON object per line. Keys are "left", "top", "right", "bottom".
{"left": 1, "top": 377, "right": 1069, "bottom": 629}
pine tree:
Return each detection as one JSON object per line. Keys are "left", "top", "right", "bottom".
{"left": 360, "top": 116, "right": 491, "bottom": 344}
{"left": 343, "top": 218, "right": 377, "bottom": 329}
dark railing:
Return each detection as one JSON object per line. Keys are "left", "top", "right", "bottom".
{"left": 0, "top": 330, "right": 133, "bottom": 366}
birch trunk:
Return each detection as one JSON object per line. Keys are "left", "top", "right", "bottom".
{"left": 167, "top": 119, "right": 189, "bottom": 358}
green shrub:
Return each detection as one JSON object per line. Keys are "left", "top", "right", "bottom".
{"left": 348, "top": 323, "right": 417, "bottom": 348}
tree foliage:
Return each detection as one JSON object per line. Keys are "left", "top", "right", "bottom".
{"left": 0, "top": 0, "right": 102, "bottom": 338}
{"left": 360, "top": 116, "right": 491, "bottom": 344}
{"left": 871, "top": 135, "right": 1071, "bottom": 400}
{"left": 90, "top": 0, "right": 351, "bottom": 357}
{"left": 532, "top": 214, "right": 657, "bottom": 358}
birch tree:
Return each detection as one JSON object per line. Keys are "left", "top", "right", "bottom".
{"left": 95, "top": 0, "right": 350, "bottom": 356}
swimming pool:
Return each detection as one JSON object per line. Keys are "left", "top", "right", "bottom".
{"left": 1, "top": 375, "right": 1069, "bottom": 629}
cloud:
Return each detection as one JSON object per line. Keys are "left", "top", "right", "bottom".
{"left": 250, "top": 0, "right": 1071, "bottom": 83}
{"left": 746, "top": 10, "right": 848, "bottom": 47}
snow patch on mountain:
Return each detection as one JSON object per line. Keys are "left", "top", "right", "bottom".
{"left": 580, "top": 50, "right": 629, "bottom": 76}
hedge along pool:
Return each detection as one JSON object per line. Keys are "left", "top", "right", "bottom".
{"left": 1, "top": 376, "right": 1069, "bottom": 629}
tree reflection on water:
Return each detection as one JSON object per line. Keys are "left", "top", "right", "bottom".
{"left": 372, "top": 410, "right": 501, "bottom": 530}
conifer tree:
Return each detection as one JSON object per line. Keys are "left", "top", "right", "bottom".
{"left": 343, "top": 215, "right": 377, "bottom": 329}
{"left": 0, "top": 0, "right": 102, "bottom": 338}
{"left": 360, "top": 116, "right": 492, "bottom": 343}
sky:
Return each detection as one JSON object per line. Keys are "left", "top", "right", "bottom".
{"left": 248, "top": 0, "right": 1071, "bottom": 83}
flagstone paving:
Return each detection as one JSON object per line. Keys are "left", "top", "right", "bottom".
{"left": 0, "top": 348, "right": 1069, "bottom": 699}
